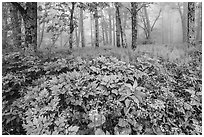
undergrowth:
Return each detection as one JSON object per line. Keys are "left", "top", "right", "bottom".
{"left": 2, "top": 45, "right": 202, "bottom": 135}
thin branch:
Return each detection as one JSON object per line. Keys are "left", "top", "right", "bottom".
{"left": 150, "top": 8, "right": 162, "bottom": 31}
{"left": 126, "top": 3, "right": 147, "bottom": 14}
{"left": 137, "top": 23, "right": 145, "bottom": 30}
{"left": 136, "top": 3, "right": 146, "bottom": 13}
{"left": 125, "top": 7, "right": 131, "bottom": 14}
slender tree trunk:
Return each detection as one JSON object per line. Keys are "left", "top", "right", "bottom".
{"left": 122, "top": 10, "right": 128, "bottom": 48}
{"left": 76, "top": 11, "right": 80, "bottom": 47}
{"left": 196, "top": 2, "right": 202, "bottom": 44}
{"left": 69, "top": 2, "right": 76, "bottom": 49}
{"left": 2, "top": 3, "right": 8, "bottom": 49}
{"left": 101, "top": 10, "right": 106, "bottom": 45}
{"left": 90, "top": 13, "right": 94, "bottom": 46}
{"left": 108, "top": 9, "right": 112, "bottom": 45}
{"left": 94, "top": 6, "right": 99, "bottom": 47}
{"left": 102, "top": 13, "right": 109, "bottom": 45}
{"left": 187, "top": 2, "right": 196, "bottom": 46}
{"left": 11, "top": 4, "right": 22, "bottom": 49}
{"left": 119, "top": 15, "right": 125, "bottom": 48}
{"left": 162, "top": 8, "right": 164, "bottom": 44}
{"left": 131, "top": 2, "right": 138, "bottom": 50}
{"left": 104, "top": 21, "right": 109, "bottom": 45}
{"left": 38, "top": 20, "right": 45, "bottom": 48}
{"left": 80, "top": 7, "right": 85, "bottom": 47}
{"left": 178, "top": 2, "right": 188, "bottom": 43}
{"left": 115, "top": 2, "right": 121, "bottom": 47}
{"left": 113, "top": 15, "right": 116, "bottom": 47}
{"left": 143, "top": 5, "right": 151, "bottom": 40}
{"left": 101, "top": 20, "right": 105, "bottom": 45}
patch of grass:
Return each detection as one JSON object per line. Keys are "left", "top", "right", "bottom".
{"left": 39, "top": 43, "right": 199, "bottom": 66}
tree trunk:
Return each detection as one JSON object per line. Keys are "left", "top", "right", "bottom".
{"left": 143, "top": 5, "right": 151, "bottom": 40}
{"left": 119, "top": 15, "right": 125, "bottom": 48}
{"left": 11, "top": 5, "right": 22, "bottom": 49}
{"left": 90, "top": 13, "right": 94, "bottom": 46}
{"left": 12, "top": 2, "right": 37, "bottom": 53}
{"left": 131, "top": 2, "right": 138, "bottom": 50}
{"left": 187, "top": 2, "right": 196, "bottom": 46}
{"left": 38, "top": 19, "right": 45, "bottom": 48}
{"left": 101, "top": 21, "right": 105, "bottom": 45}
{"left": 178, "top": 2, "right": 188, "bottom": 43}
{"left": 2, "top": 2, "right": 8, "bottom": 49}
{"left": 183, "top": 3, "right": 188, "bottom": 43}
{"left": 69, "top": 2, "right": 76, "bottom": 49}
{"left": 116, "top": 5, "right": 125, "bottom": 48}
{"left": 102, "top": 13, "right": 109, "bottom": 45}
{"left": 196, "top": 2, "right": 202, "bottom": 44}
{"left": 115, "top": 2, "right": 121, "bottom": 47}
{"left": 122, "top": 10, "right": 128, "bottom": 48}
{"left": 75, "top": 10, "right": 80, "bottom": 47}
{"left": 94, "top": 6, "right": 99, "bottom": 47}
{"left": 80, "top": 7, "right": 85, "bottom": 47}
{"left": 113, "top": 15, "right": 116, "bottom": 47}
{"left": 108, "top": 9, "right": 112, "bottom": 45}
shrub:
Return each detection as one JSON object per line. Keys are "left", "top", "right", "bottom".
{"left": 2, "top": 50, "right": 202, "bottom": 135}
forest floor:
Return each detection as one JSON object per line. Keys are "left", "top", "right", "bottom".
{"left": 2, "top": 43, "right": 202, "bottom": 135}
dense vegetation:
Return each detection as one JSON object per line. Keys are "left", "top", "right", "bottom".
{"left": 2, "top": 45, "right": 202, "bottom": 135}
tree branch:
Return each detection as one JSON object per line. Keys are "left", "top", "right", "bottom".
{"left": 136, "top": 3, "right": 146, "bottom": 13}
{"left": 137, "top": 23, "right": 145, "bottom": 30}
{"left": 125, "top": 7, "right": 131, "bottom": 14}
{"left": 150, "top": 8, "right": 162, "bottom": 31}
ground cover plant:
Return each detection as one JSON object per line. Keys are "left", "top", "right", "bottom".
{"left": 2, "top": 46, "right": 202, "bottom": 135}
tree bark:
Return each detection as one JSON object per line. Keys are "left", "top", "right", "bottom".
{"left": 38, "top": 19, "right": 45, "bottom": 48}
{"left": 108, "top": 9, "right": 112, "bottom": 45}
{"left": 2, "top": 3, "right": 8, "bottom": 49}
{"left": 12, "top": 5, "right": 22, "bottom": 48}
{"left": 80, "top": 7, "right": 85, "bottom": 47}
{"left": 102, "top": 11, "right": 109, "bottom": 45}
{"left": 196, "top": 2, "right": 202, "bottom": 44}
{"left": 122, "top": 10, "right": 128, "bottom": 48}
{"left": 12, "top": 2, "right": 37, "bottom": 53}
{"left": 94, "top": 6, "right": 99, "bottom": 47}
{"left": 90, "top": 13, "right": 94, "bottom": 46}
{"left": 101, "top": 20, "right": 105, "bottom": 45}
{"left": 112, "top": 15, "right": 116, "bottom": 46}
{"left": 69, "top": 2, "right": 76, "bottom": 49}
{"left": 178, "top": 2, "right": 188, "bottom": 43}
{"left": 187, "top": 2, "right": 195, "bottom": 46}
{"left": 119, "top": 17, "right": 125, "bottom": 48}
{"left": 115, "top": 2, "right": 121, "bottom": 47}
{"left": 75, "top": 10, "right": 80, "bottom": 47}
{"left": 131, "top": 2, "right": 138, "bottom": 50}
{"left": 143, "top": 5, "right": 151, "bottom": 40}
